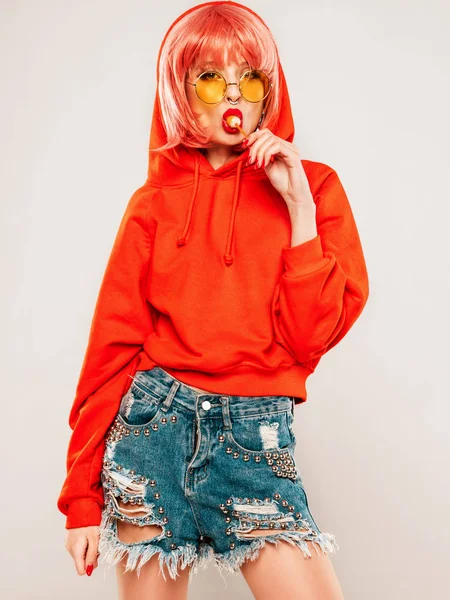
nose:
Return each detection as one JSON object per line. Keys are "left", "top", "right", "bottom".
{"left": 226, "top": 81, "right": 241, "bottom": 103}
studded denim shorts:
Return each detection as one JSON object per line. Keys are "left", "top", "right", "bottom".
{"left": 98, "top": 366, "right": 339, "bottom": 583}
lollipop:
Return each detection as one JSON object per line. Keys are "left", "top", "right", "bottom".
{"left": 225, "top": 115, "right": 248, "bottom": 138}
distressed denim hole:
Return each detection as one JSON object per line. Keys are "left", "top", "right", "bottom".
{"left": 116, "top": 499, "right": 164, "bottom": 544}
{"left": 228, "top": 411, "right": 294, "bottom": 454}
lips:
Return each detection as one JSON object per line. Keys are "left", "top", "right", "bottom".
{"left": 223, "top": 108, "right": 243, "bottom": 121}
{"left": 222, "top": 108, "right": 244, "bottom": 134}
{"left": 222, "top": 108, "right": 243, "bottom": 127}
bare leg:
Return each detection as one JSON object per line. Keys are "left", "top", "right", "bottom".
{"left": 240, "top": 533, "right": 344, "bottom": 600}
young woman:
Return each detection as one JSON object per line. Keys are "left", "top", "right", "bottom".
{"left": 59, "top": 2, "right": 369, "bottom": 598}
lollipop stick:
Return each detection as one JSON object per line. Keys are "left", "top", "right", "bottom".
{"left": 235, "top": 123, "right": 249, "bottom": 138}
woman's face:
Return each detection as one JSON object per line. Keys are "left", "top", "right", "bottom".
{"left": 185, "top": 57, "right": 265, "bottom": 147}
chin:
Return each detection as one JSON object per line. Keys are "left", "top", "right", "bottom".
{"left": 218, "top": 131, "right": 244, "bottom": 144}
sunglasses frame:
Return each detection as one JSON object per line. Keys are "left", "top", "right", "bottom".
{"left": 186, "top": 68, "right": 272, "bottom": 104}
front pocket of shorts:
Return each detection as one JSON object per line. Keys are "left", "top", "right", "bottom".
{"left": 228, "top": 410, "right": 295, "bottom": 454}
{"left": 117, "top": 381, "right": 163, "bottom": 426}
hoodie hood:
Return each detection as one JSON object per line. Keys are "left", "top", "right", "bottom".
{"left": 146, "top": 1, "right": 295, "bottom": 266}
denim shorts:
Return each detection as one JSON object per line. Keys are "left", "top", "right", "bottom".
{"left": 98, "top": 366, "right": 339, "bottom": 583}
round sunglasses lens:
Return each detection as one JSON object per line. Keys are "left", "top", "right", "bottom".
{"left": 240, "top": 70, "right": 269, "bottom": 102}
{"left": 196, "top": 72, "right": 226, "bottom": 103}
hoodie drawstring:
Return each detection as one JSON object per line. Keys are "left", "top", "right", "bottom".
{"left": 176, "top": 156, "right": 200, "bottom": 249}
{"left": 176, "top": 155, "right": 243, "bottom": 266}
{"left": 223, "top": 159, "right": 243, "bottom": 266}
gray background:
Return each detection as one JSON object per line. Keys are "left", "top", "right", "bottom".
{"left": 3, "top": 0, "right": 449, "bottom": 598}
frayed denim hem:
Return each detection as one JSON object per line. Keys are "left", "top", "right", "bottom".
{"left": 213, "top": 529, "right": 339, "bottom": 586}
{"left": 99, "top": 502, "right": 338, "bottom": 586}
{"left": 98, "top": 512, "right": 204, "bottom": 582}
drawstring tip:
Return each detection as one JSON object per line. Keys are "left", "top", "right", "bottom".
{"left": 177, "top": 236, "right": 187, "bottom": 246}
{"left": 224, "top": 254, "right": 233, "bottom": 265}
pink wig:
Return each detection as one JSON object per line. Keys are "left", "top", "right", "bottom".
{"left": 151, "top": 2, "right": 281, "bottom": 153}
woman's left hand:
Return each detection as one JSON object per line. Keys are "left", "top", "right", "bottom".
{"left": 243, "top": 128, "right": 314, "bottom": 207}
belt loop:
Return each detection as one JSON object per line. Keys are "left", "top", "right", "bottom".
{"left": 220, "top": 397, "right": 232, "bottom": 430}
{"left": 160, "top": 380, "right": 179, "bottom": 413}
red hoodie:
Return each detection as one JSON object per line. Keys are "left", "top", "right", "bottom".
{"left": 57, "top": 2, "right": 369, "bottom": 529}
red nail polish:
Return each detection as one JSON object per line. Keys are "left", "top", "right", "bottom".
{"left": 86, "top": 564, "right": 93, "bottom": 576}
{"left": 242, "top": 139, "right": 249, "bottom": 147}
{"left": 270, "top": 155, "right": 275, "bottom": 163}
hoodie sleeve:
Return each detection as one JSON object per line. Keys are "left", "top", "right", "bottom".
{"left": 57, "top": 185, "right": 155, "bottom": 529}
{"left": 272, "top": 168, "right": 369, "bottom": 364}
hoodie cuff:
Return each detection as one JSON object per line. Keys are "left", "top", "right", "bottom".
{"left": 65, "top": 498, "right": 103, "bottom": 529}
{"left": 281, "top": 234, "right": 327, "bottom": 276}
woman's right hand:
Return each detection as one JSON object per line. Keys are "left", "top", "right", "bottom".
{"left": 64, "top": 526, "right": 100, "bottom": 576}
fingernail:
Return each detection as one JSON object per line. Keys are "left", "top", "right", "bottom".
{"left": 270, "top": 155, "right": 275, "bottom": 163}
{"left": 86, "top": 564, "right": 93, "bottom": 577}
{"left": 242, "top": 139, "right": 249, "bottom": 147}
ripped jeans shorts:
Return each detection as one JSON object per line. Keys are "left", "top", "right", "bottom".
{"left": 98, "top": 366, "right": 339, "bottom": 583}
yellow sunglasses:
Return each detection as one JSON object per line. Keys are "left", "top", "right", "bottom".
{"left": 186, "top": 69, "right": 272, "bottom": 104}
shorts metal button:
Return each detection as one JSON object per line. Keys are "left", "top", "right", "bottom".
{"left": 201, "top": 400, "right": 212, "bottom": 410}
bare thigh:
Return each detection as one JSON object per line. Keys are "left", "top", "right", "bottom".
{"left": 115, "top": 512, "right": 191, "bottom": 600}
{"left": 240, "top": 538, "right": 345, "bottom": 600}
